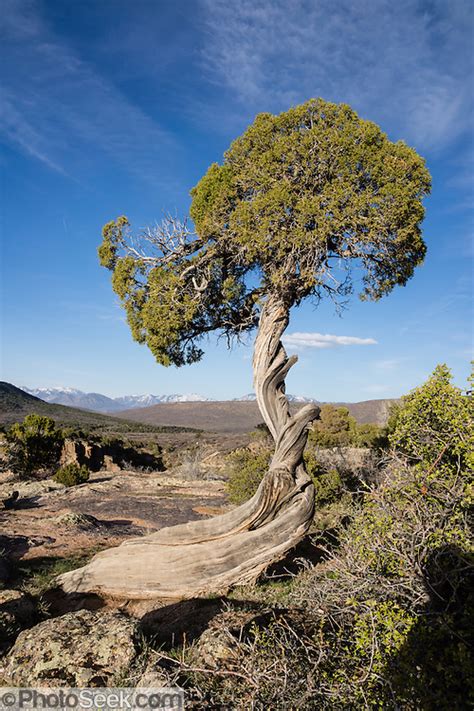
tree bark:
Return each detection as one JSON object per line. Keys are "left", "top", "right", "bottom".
{"left": 58, "top": 294, "right": 319, "bottom": 600}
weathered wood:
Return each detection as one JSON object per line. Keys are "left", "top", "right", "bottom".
{"left": 58, "top": 295, "right": 319, "bottom": 600}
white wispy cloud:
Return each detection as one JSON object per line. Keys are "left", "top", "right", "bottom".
{"left": 200, "top": 0, "right": 473, "bottom": 149}
{"left": 282, "top": 332, "right": 377, "bottom": 349}
{"left": 0, "top": 0, "right": 176, "bottom": 182}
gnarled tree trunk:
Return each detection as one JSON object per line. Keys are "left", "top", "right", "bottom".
{"left": 58, "top": 294, "right": 319, "bottom": 600}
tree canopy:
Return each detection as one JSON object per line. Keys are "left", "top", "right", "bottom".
{"left": 99, "top": 98, "right": 431, "bottom": 367}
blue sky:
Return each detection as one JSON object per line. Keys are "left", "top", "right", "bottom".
{"left": 1, "top": 0, "right": 473, "bottom": 401}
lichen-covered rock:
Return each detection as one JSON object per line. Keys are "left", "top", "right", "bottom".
{"left": 135, "top": 666, "right": 169, "bottom": 688}
{"left": 191, "top": 626, "right": 239, "bottom": 668}
{"left": 0, "top": 609, "right": 139, "bottom": 686}
{"left": 190, "top": 609, "right": 276, "bottom": 670}
{"left": 52, "top": 511, "right": 104, "bottom": 529}
{"left": 0, "top": 589, "right": 36, "bottom": 644}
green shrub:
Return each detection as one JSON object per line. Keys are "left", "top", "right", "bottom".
{"left": 226, "top": 448, "right": 272, "bottom": 504}
{"left": 4, "top": 414, "right": 64, "bottom": 478}
{"left": 308, "top": 403, "right": 387, "bottom": 449}
{"left": 304, "top": 450, "right": 342, "bottom": 507}
{"left": 353, "top": 422, "right": 389, "bottom": 448}
{"left": 54, "top": 462, "right": 90, "bottom": 487}
{"left": 308, "top": 404, "right": 355, "bottom": 447}
{"left": 290, "top": 367, "right": 474, "bottom": 707}
{"left": 390, "top": 363, "right": 473, "bottom": 468}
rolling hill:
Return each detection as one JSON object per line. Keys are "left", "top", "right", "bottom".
{"left": 0, "top": 382, "right": 196, "bottom": 434}
{"left": 115, "top": 397, "right": 397, "bottom": 433}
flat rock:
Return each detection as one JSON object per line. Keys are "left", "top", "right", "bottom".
{"left": 0, "top": 609, "right": 139, "bottom": 686}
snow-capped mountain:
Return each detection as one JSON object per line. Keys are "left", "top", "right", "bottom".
{"left": 114, "top": 393, "right": 212, "bottom": 409}
{"left": 287, "top": 394, "right": 320, "bottom": 403}
{"left": 22, "top": 386, "right": 319, "bottom": 414}
{"left": 233, "top": 393, "right": 319, "bottom": 403}
{"left": 23, "top": 387, "right": 119, "bottom": 412}
{"left": 23, "top": 387, "right": 212, "bottom": 413}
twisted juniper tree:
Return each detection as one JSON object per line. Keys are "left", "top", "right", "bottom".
{"left": 60, "top": 99, "right": 431, "bottom": 600}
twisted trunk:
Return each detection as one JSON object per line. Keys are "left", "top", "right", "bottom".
{"left": 59, "top": 295, "right": 319, "bottom": 600}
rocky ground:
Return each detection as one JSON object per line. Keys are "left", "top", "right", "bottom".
{"left": 0, "top": 456, "right": 299, "bottom": 696}
{"left": 0, "top": 468, "right": 229, "bottom": 564}
{"left": 0, "top": 443, "right": 357, "bottom": 696}
{"left": 0, "top": 451, "right": 246, "bottom": 685}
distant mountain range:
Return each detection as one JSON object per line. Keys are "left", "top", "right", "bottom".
{"left": 22, "top": 387, "right": 213, "bottom": 413}
{"left": 0, "top": 382, "right": 190, "bottom": 433}
{"left": 3, "top": 383, "right": 396, "bottom": 431}
{"left": 234, "top": 393, "right": 317, "bottom": 403}
{"left": 22, "top": 387, "right": 318, "bottom": 413}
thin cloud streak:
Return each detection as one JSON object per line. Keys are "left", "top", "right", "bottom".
{"left": 200, "top": 0, "right": 473, "bottom": 149}
{"left": 0, "top": 0, "right": 176, "bottom": 183}
{"left": 282, "top": 332, "right": 377, "bottom": 349}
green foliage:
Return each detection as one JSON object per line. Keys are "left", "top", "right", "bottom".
{"left": 291, "top": 451, "right": 473, "bottom": 708}
{"left": 226, "top": 448, "right": 271, "bottom": 504}
{"left": 54, "top": 462, "right": 90, "bottom": 487}
{"left": 312, "top": 468, "right": 344, "bottom": 509}
{"left": 99, "top": 99, "right": 430, "bottom": 367}
{"left": 303, "top": 450, "right": 343, "bottom": 507}
{"left": 191, "top": 99, "right": 430, "bottom": 302}
{"left": 308, "top": 404, "right": 356, "bottom": 447}
{"left": 389, "top": 363, "right": 473, "bottom": 468}
{"left": 308, "top": 403, "right": 387, "bottom": 449}
{"left": 292, "top": 367, "right": 474, "bottom": 707}
{"left": 354, "top": 421, "right": 388, "bottom": 448}
{"left": 4, "top": 414, "right": 64, "bottom": 478}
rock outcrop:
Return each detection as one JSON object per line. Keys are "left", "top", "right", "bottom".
{"left": 0, "top": 610, "right": 139, "bottom": 686}
{"left": 60, "top": 438, "right": 163, "bottom": 473}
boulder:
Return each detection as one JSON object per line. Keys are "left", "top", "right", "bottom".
{"left": 135, "top": 666, "right": 169, "bottom": 688}
{"left": 60, "top": 439, "right": 163, "bottom": 474}
{"left": 0, "top": 609, "right": 139, "bottom": 686}
{"left": 315, "top": 446, "right": 378, "bottom": 480}
{"left": 103, "top": 454, "right": 121, "bottom": 473}
{"left": 190, "top": 609, "right": 277, "bottom": 669}
{"left": 191, "top": 626, "right": 239, "bottom": 668}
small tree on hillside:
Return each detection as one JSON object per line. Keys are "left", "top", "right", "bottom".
{"left": 5, "top": 414, "right": 64, "bottom": 478}
{"left": 60, "top": 98, "right": 431, "bottom": 600}
{"left": 309, "top": 404, "right": 356, "bottom": 447}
